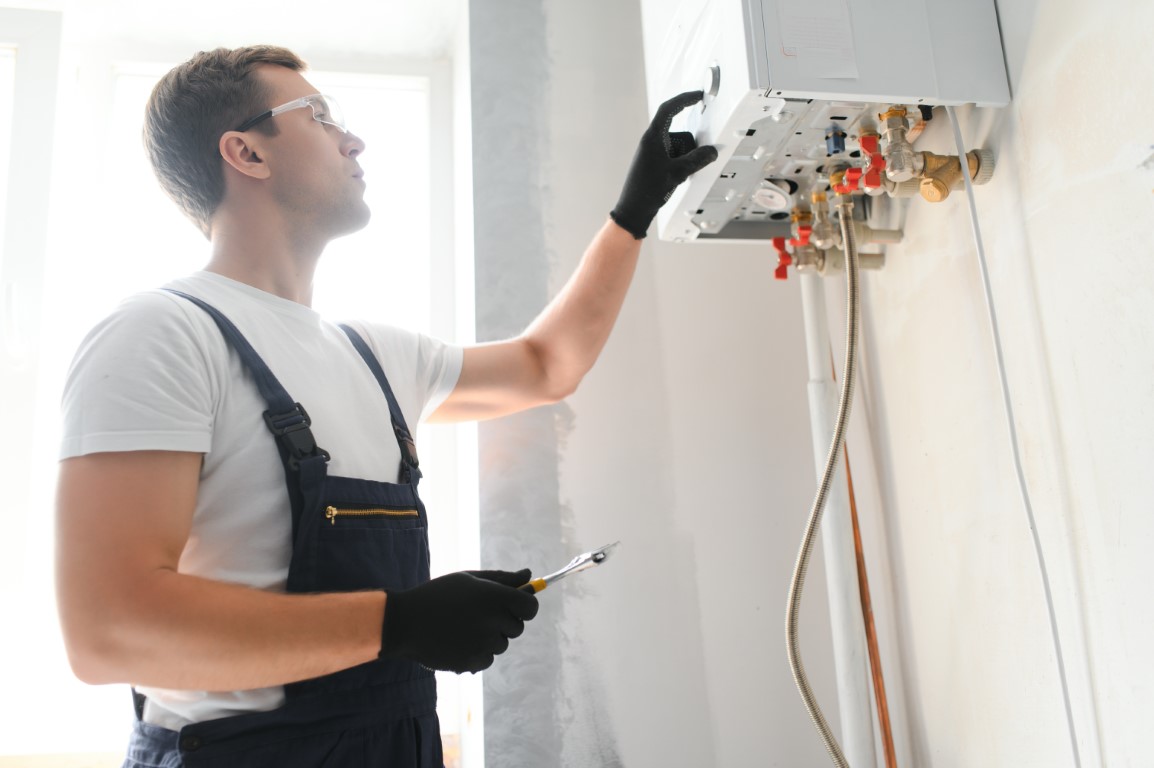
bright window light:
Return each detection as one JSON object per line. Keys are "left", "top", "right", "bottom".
{"left": 0, "top": 47, "right": 13, "bottom": 252}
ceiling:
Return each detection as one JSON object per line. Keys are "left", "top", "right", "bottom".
{"left": 4, "top": 0, "right": 465, "bottom": 63}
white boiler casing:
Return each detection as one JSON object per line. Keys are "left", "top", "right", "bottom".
{"left": 639, "top": 0, "right": 1010, "bottom": 243}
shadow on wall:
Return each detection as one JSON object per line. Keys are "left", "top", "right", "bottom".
{"left": 994, "top": 0, "right": 1042, "bottom": 98}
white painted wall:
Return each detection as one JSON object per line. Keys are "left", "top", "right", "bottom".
{"left": 477, "top": 0, "right": 1154, "bottom": 766}
{"left": 835, "top": 0, "right": 1154, "bottom": 764}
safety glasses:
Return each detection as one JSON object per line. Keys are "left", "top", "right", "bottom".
{"left": 233, "top": 93, "right": 347, "bottom": 134}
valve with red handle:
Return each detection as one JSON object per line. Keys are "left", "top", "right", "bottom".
{"left": 859, "top": 132, "right": 887, "bottom": 190}
{"left": 773, "top": 236, "right": 792, "bottom": 280}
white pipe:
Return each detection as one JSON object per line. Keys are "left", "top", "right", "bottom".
{"left": 798, "top": 272, "right": 877, "bottom": 768}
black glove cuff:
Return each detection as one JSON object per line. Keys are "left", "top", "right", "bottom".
{"left": 609, "top": 208, "right": 648, "bottom": 240}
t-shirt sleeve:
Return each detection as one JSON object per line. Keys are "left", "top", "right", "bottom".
{"left": 59, "top": 292, "right": 219, "bottom": 459}
{"left": 342, "top": 320, "right": 463, "bottom": 425}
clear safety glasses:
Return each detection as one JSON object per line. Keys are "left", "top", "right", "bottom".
{"left": 233, "top": 93, "right": 347, "bottom": 134}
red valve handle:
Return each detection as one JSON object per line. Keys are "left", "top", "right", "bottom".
{"left": 789, "top": 225, "right": 812, "bottom": 248}
{"left": 835, "top": 169, "right": 862, "bottom": 195}
{"left": 859, "top": 134, "right": 886, "bottom": 189}
{"left": 773, "top": 236, "right": 792, "bottom": 280}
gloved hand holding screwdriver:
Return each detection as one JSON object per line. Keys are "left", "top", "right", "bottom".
{"left": 381, "top": 569, "right": 539, "bottom": 674}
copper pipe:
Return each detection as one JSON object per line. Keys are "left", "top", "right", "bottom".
{"left": 844, "top": 449, "right": 898, "bottom": 768}
{"left": 830, "top": 345, "right": 898, "bottom": 767}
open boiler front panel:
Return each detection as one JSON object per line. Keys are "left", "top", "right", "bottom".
{"left": 648, "top": 0, "right": 1010, "bottom": 276}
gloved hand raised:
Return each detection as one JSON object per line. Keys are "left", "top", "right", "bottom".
{"left": 380, "top": 569, "right": 539, "bottom": 674}
{"left": 610, "top": 90, "right": 719, "bottom": 239}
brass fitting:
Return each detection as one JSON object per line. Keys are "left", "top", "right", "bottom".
{"left": 829, "top": 169, "right": 848, "bottom": 195}
{"left": 879, "top": 106, "right": 920, "bottom": 182}
{"left": 790, "top": 207, "right": 814, "bottom": 248}
{"left": 878, "top": 106, "right": 907, "bottom": 123}
{"left": 917, "top": 149, "right": 995, "bottom": 202}
{"left": 810, "top": 194, "right": 838, "bottom": 250}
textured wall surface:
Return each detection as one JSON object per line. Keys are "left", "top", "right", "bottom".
{"left": 828, "top": 0, "right": 1154, "bottom": 765}
{"left": 469, "top": 1, "right": 837, "bottom": 766}
{"left": 469, "top": 3, "right": 570, "bottom": 766}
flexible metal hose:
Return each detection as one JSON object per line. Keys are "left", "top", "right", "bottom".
{"left": 785, "top": 195, "right": 860, "bottom": 768}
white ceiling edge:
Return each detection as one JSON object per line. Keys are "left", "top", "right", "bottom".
{"left": 1, "top": 0, "right": 466, "bottom": 66}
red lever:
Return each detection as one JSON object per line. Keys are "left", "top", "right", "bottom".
{"left": 834, "top": 169, "right": 861, "bottom": 195}
{"left": 789, "top": 225, "right": 812, "bottom": 248}
{"left": 772, "top": 236, "right": 792, "bottom": 280}
{"left": 863, "top": 159, "right": 886, "bottom": 189}
{"left": 859, "top": 133, "right": 886, "bottom": 190}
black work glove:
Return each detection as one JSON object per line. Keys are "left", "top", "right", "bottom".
{"left": 610, "top": 90, "right": 719, "bottom": 239}
{"left": 380, "top": 569, "right": 539, "bottom": 674}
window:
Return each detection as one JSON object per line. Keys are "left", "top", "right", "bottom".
{"left": 2, "top": 41, "right": 479, "bottom": 767}
{"left": 0, "top": 47, "right": 13, "bottom": 248}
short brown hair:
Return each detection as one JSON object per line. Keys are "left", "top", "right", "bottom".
{"left": 143, "top": 45, "right": 306, "bottom": 239}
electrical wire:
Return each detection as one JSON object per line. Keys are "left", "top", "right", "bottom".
{"left": 785, "top": 195, "right": 860, "bottom": 768}
{"left": 944, "top": 105, "right": 1083, "bottom": 768}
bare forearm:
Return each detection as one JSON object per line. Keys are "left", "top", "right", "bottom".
{"left": 521, "top": 218, "right": 641, "bottom": 395}
{"left": 431, "top": 218, "right": 641, "bottom": 422}
{"left": 61, "top": 569, "right": 385, "bottom": 691}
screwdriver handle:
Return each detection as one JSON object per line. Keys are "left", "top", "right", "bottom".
{"left": 519, "top": 578, "right": 547, "bottom": 595}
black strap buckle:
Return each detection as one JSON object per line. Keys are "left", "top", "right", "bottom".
{"left": 263, "top": 403, "right": 330, "bottom": 470}
{"left": 397, "top": 428, "right": 419, "bottom": 470}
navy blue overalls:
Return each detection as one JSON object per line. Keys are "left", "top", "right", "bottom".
{"left": 123, "top": 292, "right": 444, "bottom": 768}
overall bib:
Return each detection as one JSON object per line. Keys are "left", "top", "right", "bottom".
{"left": 123, "top": 292, "right": 444, "bottom": 768}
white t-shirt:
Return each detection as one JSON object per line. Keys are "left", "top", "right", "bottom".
{"left": 59, "top": 271, "right": 463, "bottom": 730}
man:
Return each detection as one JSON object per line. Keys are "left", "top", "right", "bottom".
{"left": 55, "top": 45, "right": 715, "bottom": 767}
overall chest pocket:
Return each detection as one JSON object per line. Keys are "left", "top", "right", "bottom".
{"left": 305, "top": 477, "right": 431, "bottom": 594}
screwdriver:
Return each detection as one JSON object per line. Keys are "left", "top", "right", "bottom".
{"left": 519, "top": 541, "right": 620, "bottom": 594}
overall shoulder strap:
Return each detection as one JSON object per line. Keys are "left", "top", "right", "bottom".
{"left": 338, "top": 323, "right": 420, "bottom": 478}
{"left": 163, "top": 289, "right": 330, "bottom": 532}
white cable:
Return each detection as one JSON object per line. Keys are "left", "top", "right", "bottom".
{"left": 945, "top": 105, "right": 1083, "bottom": 768}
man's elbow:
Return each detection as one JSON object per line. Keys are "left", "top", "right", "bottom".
{"left": 535, "top": 354, "right": 588, "bottom": 403}
{"left": 536, "top": 365, "right": 587, "bottom": 404}
{"left": 60, "top": 626, "right": 128, "bottom": 685}
{"left": 57, "top": 590, "right": 143, "bottom": 685}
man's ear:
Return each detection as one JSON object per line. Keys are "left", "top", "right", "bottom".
{"left": 219, "top": 131, "right": 271, "bottom": 180}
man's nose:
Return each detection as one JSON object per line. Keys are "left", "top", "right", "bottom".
{"left": 343, "top": 131, "right": 366, "bottom": 158}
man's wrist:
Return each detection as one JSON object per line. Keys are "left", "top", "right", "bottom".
{"left": 609, "top": 209, "right": 647, "bottom": 240}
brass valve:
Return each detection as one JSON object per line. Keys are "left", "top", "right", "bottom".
{"left": 790, "top": 207, "right": 814, "bottom": 247}
{"left": 790, "top": 207, "right": 814, "bottom": 226}
{"left": 916, "top": 149, "right": 995, "bottom": 202}
{"left": 829, "top": 169, "right": 849, "bottom": 196}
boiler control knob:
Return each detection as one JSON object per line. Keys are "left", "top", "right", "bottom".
{"left": 702, "top": 64, "right": 720, "bottom": 107}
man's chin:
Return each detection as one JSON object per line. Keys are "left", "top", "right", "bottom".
{"left": 331, "top": 205, "right": 372, "bottom": 241}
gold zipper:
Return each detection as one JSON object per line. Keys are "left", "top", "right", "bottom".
{"left": 325, "top": 505, "right": 418, "bottom": 525}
